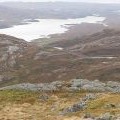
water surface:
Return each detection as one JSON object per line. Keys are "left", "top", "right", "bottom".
{"left": 0, "top": 16, "right": 106, "bottom": 41}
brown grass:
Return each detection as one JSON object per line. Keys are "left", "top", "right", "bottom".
{"left": 0, "top": 90, "right": 120, "bottom": 120}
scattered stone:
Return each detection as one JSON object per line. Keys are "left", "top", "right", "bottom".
{"left": 39, "top": 94, "right": 49, "bottom": 101}
{"left": 61, "top": 94, "right": 97, "bottom": 115}
{"left": 83, "top": 113, "right": 93, "bottom": 119}
{"left": 61, "top": 101, "right": 86, "bottom": 115}
{"left": 105, "top": 104, "right": 116, "bottom": 109}
{"left": 96, "top": 113, "right": 114, "bottom": 120}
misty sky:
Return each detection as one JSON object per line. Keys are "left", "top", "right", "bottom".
{"left": 1, "top": 0, "right": 120, "bottom": 3}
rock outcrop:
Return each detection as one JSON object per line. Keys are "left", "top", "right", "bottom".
{"left": 0, "top": 79, "right": 120, "bottom": 93}
{"left": 61, "top": 93, "right": 97, "bottom": 115}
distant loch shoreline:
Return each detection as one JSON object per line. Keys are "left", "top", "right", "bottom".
{"left": 0, "top": 16, "right": 106, "bottom": 42}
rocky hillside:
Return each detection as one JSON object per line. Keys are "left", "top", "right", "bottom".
{"left": 0, "top": 34, "right": 28, "bottom": 69}
{"left": 0, "top": 34, "right": 31, "bottom": 86}
{"left": 0, "top": 29, "right": 120, "bottom": 87}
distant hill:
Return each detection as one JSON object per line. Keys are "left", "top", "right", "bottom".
{"left": 0, "top": 2, "right": 120, "bottom": 28}
{"left": 0, "top": 29, "right": 120, "bottom": 87}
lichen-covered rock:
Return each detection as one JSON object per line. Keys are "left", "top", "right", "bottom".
{"left": 0, "top": 79, "right": 120, "bottom": 93}
{"left": 61, "top": 94, "right": 97, "bottom": 115}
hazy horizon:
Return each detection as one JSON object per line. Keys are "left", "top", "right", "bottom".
{"left": 1, "top": 0, "right": 120, "bottom": 4}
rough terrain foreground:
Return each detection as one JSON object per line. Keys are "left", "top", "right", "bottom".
{"left": 0, "top": 90, "right": 120, "bottom": 120}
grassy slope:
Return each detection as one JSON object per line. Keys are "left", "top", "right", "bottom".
{"left": 0, "top": 90, "right": 120, "bottom": 120}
